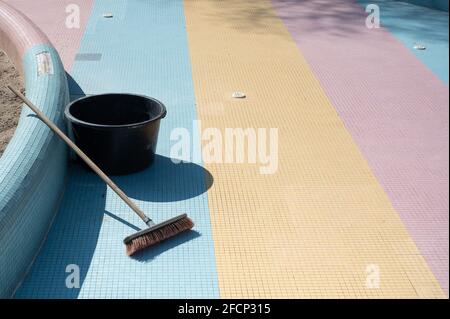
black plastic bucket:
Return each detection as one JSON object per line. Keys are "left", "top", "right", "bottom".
{"left": 65, "top": 93, "right": 166, "bottom": 175}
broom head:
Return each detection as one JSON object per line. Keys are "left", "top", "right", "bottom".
{"left": 124, "top": 214, "right": 194, "bottom": 256}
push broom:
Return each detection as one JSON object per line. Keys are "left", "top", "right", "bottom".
{"left": 8, "top": 85, "right": 194, "bottom": 256}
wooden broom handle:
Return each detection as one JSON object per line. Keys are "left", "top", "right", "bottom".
{"left": 8, "top": 85, "right": 153, "bottom": 225}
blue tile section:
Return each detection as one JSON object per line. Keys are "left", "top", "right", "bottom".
{"left": 15, "top": 0, "right": 219, "bottom": 298}
{"left": 395, "top": 0, "right": 448, "bottom": 12}
{"left": 359, "top": 0, "right": 449, "bottom": 84}
{"left": 0, "top": 44, "right": 69, "bottom": 297}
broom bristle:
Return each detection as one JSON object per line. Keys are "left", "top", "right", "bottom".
{"left": 125, "top": 216, "right": 194, "bottom": 256}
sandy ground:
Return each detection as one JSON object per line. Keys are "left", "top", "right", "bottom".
{"left": 0, "top": 51, "right": 24, "bottom": 157}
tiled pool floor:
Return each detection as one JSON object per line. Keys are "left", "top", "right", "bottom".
{"left": 6, "top": 0, "right": 448, "bottom": 298}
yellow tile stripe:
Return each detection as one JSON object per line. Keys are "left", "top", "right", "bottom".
{"left": 184, "top": 0, "right": 445, "bottom": 298}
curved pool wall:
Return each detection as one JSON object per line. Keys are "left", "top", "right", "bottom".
{"left": 0, "top": 2, "right": 69, "bottom": 297}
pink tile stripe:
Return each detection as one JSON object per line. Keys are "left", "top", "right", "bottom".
{"left": 4, "top": 0, "right": 94, "bottom": 70}
{"left": 272, "top": 0, "right": 449, "bottom": 294}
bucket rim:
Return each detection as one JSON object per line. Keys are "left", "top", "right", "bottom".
{"left": 64, "top": 93, "right": 167, "bottom": 129}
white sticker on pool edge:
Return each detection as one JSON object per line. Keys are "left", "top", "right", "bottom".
{"left": 36, "top": 52, "right": 54, "bottom": 76}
